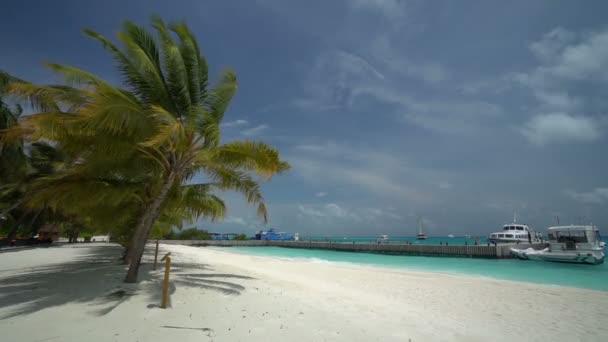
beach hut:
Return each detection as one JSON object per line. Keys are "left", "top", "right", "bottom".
{"left": 37, "top": 224, "right": 60, "bottom": 242}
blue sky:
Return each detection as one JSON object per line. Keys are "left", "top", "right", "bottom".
{"left": 2, "top": 0, "right": 608, "bottom": 236}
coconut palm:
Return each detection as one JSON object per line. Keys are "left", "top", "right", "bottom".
{"left": 0, "top": 141, "right": 68, "bottom": 239}
{"left": 7, "top": 17, "right": 289, "bottom": 282}
{"left": 0, "top": 71, "right": 27, "bottom": 186}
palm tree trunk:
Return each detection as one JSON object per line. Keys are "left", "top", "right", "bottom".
{"left": 69, "top": 225, "right": 80, "bottom": 243}
{"left": 124, "top": 172, "right": 175, "bottom": 283}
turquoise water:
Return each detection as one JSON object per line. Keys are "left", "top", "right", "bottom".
{"left": 227, "top": 246, "right": 608, "bottom": 291}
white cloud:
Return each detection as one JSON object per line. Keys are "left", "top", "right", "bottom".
{"left": 297, "top": 203, "right": 361, "bottom": 221}
{"left": 350, "top": 0, "right": 410, "bottom": 24}
{"left": 565, "top": 188, "right": 608, "bottom": 205}
{"left": 370, "top": 35, "right": 449, "bottom": 84}
{"left": 350, "top": 86, "right": 502, "bottom": 135}
{"left": 523, "top": 28, "right": 608, "bottom": 86}
{"left": 315, "top": 192, "right": 328, "bottom": 197}
{"left": 224, "top": 216, "right": 247, "bottom": 225}
{"left": 297, "top": 203, "right": 403, "bottom": 223}
{"left": 529, "top": 28, "right": 577, "bottom": 63}
{"left": 510, "top": 28, "right": 608, "bottom": 145}
{"left": 332, "top": 50, "right": 386, "bottom": 80}
{"left": 221, "top": 119, "right": 249, "bottom": 127}
{"left": 241, "top": 124, "right": 270, "bottom": 137}
{"left": 363, "top": 208, "right": 403, "bottom": 220}
{"left": 291, "top": 142, "right": 447, "bottom": 202}
{"left": 520, "top": 113, "right": 602, "bottom": 146}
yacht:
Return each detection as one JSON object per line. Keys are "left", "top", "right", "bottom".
{"left": 487, "top": 214, "right": 540, "bottom": 244}
{"left": 416, "top": 218, "right": 427, "bottom": 240}
{"left": 511, "top": 225, "right": 604, "bottom": 265}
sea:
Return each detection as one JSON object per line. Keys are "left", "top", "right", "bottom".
{"left": 225, "top": 236, "right": 608, "bottom": 291}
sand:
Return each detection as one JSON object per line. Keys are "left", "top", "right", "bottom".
{"left": 1, "top": 243, "right": 607, "bottom": 342}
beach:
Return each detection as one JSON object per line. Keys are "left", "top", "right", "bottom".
{"left": 1, "top": 243, "right": 607, "bottom": 342}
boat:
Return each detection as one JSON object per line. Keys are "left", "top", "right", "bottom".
{"left": 377, "top": 234, "right": 389, "bottom": 243}
{"left": 416, "top": 218, "right": 427, "bottom": 240}
{"left": 447, "top": 234, "right": 455, "bottom": 238}
{"left": 511, "top": 225, "right": 604, "bottom": 265}
{"left": 254, "top": 228, "right": 293, "bottom": 241}
{"left": 487, "top": 213, "right": 540, "bottom": 244}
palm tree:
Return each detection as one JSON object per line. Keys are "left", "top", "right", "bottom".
{"left": 7, "top": 17, "right": 289, "bottom": 282}
{"left": 0, "top": 141, "right": 68, "bottom": 239}
{"left": 0, "top": 71, "right": 27, "bottom": 187}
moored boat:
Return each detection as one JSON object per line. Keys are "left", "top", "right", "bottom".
{"left": 254, "top": 228, "right": 293, "bottom": 241}
{"left": 377, "top": 234, "right": 389, "bottom": 243}
{"left": 488, "top": 214, "right": 541, "bottom": 244}
{"left": 511, "top": 225, "right": 604, "bottom": 265}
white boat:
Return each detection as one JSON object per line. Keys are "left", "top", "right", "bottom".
{"left": 416, "top": 218, "right": 427, "bottom": 240}
{"left": 447, "top": 234, "right": 455, "bottom": 238}
{"left": 488, "top": 214, "right": 540, "bottom": 244}
{"left": 511, "top": 225, "right": 605, "bottom": 265}
{"left": 377, "top": 234, "right": 389, "bottom": 243}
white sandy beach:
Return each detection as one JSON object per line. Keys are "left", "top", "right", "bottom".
{"left": 1, "top": 243, "right": 607, "bottom": 342}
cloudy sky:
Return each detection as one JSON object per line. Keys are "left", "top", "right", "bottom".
{"left": 2, "top": 0, "right": 608, "bottom": 236}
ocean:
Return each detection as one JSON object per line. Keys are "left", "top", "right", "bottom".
{"left": 225, "top": 241, "right": 608, "bottom": 291}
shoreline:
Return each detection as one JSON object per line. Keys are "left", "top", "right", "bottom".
{"left": 207, "top": 245, "right": 607, "bottom": 293}
{"left": 212, "top": 245, "right": 608, "bottom": 292}
{"left": 1, "top": 243, "right": 607, "bottom": 341}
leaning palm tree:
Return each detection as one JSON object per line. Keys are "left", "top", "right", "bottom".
{"left": 7, "top": 17, "right": 289, "bottom": 282}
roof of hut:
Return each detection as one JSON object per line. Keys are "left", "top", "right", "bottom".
{"left": 38, "top": 224, "right": 59, "bottom": 233}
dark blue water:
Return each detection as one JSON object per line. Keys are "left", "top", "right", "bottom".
{"left": 228, "top": 246, "right": 608, "bottom": 291}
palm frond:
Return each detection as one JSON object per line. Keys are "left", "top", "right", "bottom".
{"left": 209, "top": 140, "right": 291, "bottom": 179}
{"left": 152, "top": 15, "right": 191, "bottom": 118}
{"left": 204, "top": 166, "right": 267, "bottom": 222}
{"left": 170, "top": 21, "right": 202, "bottom": 107}
{"left": 84, "top": 28, "right": 161, "bottom": 105}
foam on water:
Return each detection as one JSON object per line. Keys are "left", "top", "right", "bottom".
{"left": 225, "top": 246, "right": 608, "bottom": 291}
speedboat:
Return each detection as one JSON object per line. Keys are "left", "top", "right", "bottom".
{"left": 511, "top": 225, "right": 604, "bottom": 265}
{"left": 488, "top": 214, "right": 540, "bottom": 244}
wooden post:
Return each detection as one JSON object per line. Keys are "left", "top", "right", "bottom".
{"left": 161, "top": 254, "right": 171, "bottom": 309}
{"left": 153, "top": 240, "right": 159, "bottom": 271}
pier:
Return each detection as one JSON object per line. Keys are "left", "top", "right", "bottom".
{"left": 159, "top": 240, "right": 547, "bottom": 259}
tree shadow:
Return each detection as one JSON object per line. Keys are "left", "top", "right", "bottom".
{"left": 0, "top": 245, "right": 255, "bottom": 318}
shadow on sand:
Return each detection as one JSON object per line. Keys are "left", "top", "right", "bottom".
{"left": 0, "top": 245, "right": 255, "bottom": 319}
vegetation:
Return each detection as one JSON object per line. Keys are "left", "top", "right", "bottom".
{"left": 1, "top": 72, "right": 71, "bottom": 240}
{"left": 233, "top": 233, "right": 248, "bottom": 240}
{"left": 163, "top": 227, "right": 211, "bottom": 240}
{"left": 0, "top": 17, "right": 289, "bottom": 282}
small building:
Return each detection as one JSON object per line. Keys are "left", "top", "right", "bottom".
{"left": 37, "top": 224, "right": 60, "bottom": 242}
{"left": 211, "top": 233, "right": 238, "bottom": 240}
